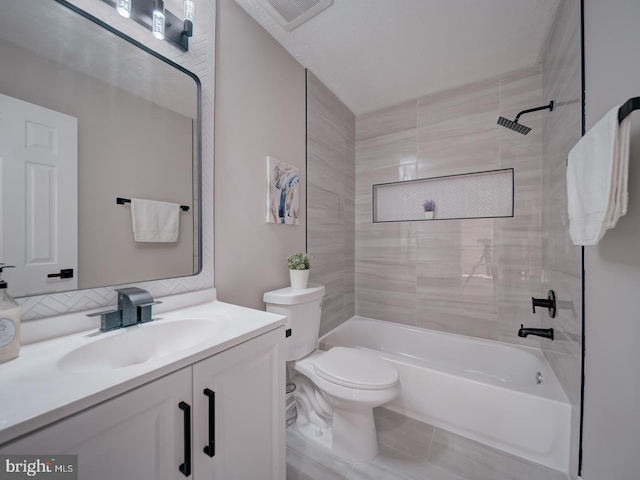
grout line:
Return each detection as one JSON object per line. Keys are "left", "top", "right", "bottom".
{"left": 425, "top": 425, "right": 437, "bottom": 463}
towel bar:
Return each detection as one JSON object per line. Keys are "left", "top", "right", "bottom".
{"left": 618, "top": 97, "right": 640, "bottom": 122}
{"left": 116, "top": 197, "right": 190, "bottom": 212}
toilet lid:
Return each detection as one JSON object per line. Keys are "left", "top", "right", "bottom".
{"left": 313, "top": 347, "right": 399, "bottom": 390}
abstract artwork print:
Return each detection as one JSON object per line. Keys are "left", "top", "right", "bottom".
{"left": 266, "top": 156, "right": 299, "bottom": 225}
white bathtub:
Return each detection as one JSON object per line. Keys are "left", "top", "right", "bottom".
{"left": 319, "top": 317, "right": 571, "bottom": 473}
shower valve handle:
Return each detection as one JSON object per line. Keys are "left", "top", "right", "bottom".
{"left": 531, "top": 290, "right": 557, "bottom": 318}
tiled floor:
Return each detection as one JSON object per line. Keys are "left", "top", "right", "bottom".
{"left": 286, "top": 408, "right": 570, "bottom": 480}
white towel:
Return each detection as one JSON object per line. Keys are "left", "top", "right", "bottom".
{"left": 131, "top": 198, "right": 180, "bottom": 242}
{"left": 567, "top": 106, "right": 631, "bottom": 245}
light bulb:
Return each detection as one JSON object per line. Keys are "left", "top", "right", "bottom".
{"left": 184, "top": 0, "right": 195, "bottom": 23}
{"left": 183, "top": 0, "right": 195, "bottom": 37}
{"left": 116, "top": 0, "right": 131, "bottom": 18}
{"left": 153, "top": 0, "right": 165, "bottom": 40}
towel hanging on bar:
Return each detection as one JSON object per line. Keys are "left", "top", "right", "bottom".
{"left": 567, "top": 105, "right": 632, "bottom": 245}
{"left": 129, "top": 198, "right": 181, "bottom": 242}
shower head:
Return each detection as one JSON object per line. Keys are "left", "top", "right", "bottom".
{"left": 497, "top": 101, "right": 555, "bottom": 135}
{"left": 497, "top": 117, "right": 531, "bottom": 135}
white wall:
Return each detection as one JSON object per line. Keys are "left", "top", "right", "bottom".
{"left": 214, "top": 0, "right": 306, "bottom": 309}
{"left": 583, "top": 0, "right": 640, "bottom": 478}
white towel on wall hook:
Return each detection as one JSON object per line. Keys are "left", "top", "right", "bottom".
{"left": 130, "top": 198, "right": 180, "bottom": 242}
{"left": 566, "top": 106, "right": 631, "bottom": 245}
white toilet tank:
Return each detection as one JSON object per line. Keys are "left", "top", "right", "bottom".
{"left": 263, "top": 284, "right": 325, "bottom": 361}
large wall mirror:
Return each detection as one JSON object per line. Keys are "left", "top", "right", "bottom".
{"left": 0, "top": 0, "right": 201, "bottom": 297}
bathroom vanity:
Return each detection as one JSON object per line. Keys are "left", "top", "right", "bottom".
{"left": 0, "top": 295, "right": 286, "bottom": 480}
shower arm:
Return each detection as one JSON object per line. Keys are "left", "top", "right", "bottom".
{"left": 514, "top": 101, "right": 555, "bottom": 123}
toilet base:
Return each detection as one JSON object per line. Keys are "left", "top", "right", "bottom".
{"left": 291, "top": 349, "right": 400, "bottom": 463}
{"left": 332, "top": 408, "right": 378, "bottom": 462}
{"left": 296, "top": 413, "right": 333, "bottom": 452}
{"left": 296, "top": 406, "right": 379, "bottom": 462}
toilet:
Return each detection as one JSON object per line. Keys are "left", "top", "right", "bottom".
{"left": 264, "top": 283, "right": 400, "bottom": 462}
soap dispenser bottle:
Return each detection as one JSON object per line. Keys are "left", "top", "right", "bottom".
{"left": 0, "top": 265, "right": 20, "bottom": 363}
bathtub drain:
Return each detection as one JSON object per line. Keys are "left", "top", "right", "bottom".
{"left": 536, "top": 372, "right": 544, "bottom": 384}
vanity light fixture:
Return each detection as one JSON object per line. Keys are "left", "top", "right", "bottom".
{"left": 152, "top": 0, "right": 165, "bottom": 40}
{"left": 116, "top": 0, "right": 132, "bottom": 18}
{"left": 183, "top": 0, "right": 195, "bottom": 37}
{"left": 101, "top": 0, "right": 192, "bottom": 51}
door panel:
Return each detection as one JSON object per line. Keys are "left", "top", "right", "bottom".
{"left": 0, "top": 93, "right": 78, "bottom": 295}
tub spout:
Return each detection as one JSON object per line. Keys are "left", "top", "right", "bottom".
{"left": 518, "top": 324, "right": 554, "bottom": 340}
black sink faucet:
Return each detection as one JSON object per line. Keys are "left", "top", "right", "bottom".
{"left": 116, "top": 287, "right": 159, "bottom": 327}
{"left": 518, "top": 324, "right": 554, "bottom": 340}
{"left": 87, "top": 287, "right": 162, "bottom": 332}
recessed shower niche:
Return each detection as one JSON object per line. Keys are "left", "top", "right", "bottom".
{"left": 372, "top": 168, "right": 514, "bottom": 223}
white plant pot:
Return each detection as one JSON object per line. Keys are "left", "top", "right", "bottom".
{"left": 424, "top": 211, "right": 434, "bottom": 220}
{"left": 290, "top": 269, "right": 310, "bottom": 289}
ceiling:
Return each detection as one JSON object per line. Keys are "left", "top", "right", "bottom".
{"left": 233, "top": 0, "right": 562, "bottom": 115}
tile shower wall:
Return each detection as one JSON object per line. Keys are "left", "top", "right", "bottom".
{"left": 540, "top": 0, "right": 583, "bottom": 476}
{"left": 355, "top": 66, "right": 546, "bottom": 344}
{"left": 306, "top": 71, "right": 356, "bottom": 335}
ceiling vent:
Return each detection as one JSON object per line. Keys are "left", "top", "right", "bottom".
{"left": 255, "top": 0, "right": 333, "bottom": 31}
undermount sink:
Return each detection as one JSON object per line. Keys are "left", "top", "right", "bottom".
{"left": 57, "top": 319, "right": 222, "bottom": 373}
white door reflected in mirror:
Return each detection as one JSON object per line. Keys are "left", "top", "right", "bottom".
{"left": 0, "top": 93, "right": 78, "bottom": 296}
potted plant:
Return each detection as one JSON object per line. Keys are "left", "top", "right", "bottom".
{"left": 423, "top": 200, "right": 436, "bottom": 219}
{"left": 287, "top": 251, "right": 311, "bottom": 289}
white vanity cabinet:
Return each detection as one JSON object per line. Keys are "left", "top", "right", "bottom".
{"left": 193, "top": 326, "right": 285, "bottom": 480}
{"left": 1, "top": 327, "right": 285, "bottom": 480}
{"left": 1, "top": 366, "right": 192, "bottom": 480}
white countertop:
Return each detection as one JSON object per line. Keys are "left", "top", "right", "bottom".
{"left": 0, "top": 296, "right": 285, "bottom": 445}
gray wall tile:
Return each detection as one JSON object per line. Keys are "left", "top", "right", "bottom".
{"left": 417, "top": 76, "right": 500, "bottom": 129}
{"left": 355, "top": 66, "right": 547, "bottom": 344}
{"left": 356, "top": 100, "right": 417, "bottom": 142}
{"left": 307, "top": 70, "right": 356, "bottom": 334}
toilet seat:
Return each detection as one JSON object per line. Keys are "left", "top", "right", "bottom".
{"left": 312, "top": 347, "right": 399, "bottom": 390}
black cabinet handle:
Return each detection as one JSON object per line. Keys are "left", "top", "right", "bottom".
{"left": 203, "top": 388, "right": 215, "bottom": 457}
{"left": 178, "top": 401, "right": 192, "bottom": 477}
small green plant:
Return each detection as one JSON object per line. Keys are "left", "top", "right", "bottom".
{"left": 287, "top": 251, "right": 311, "bottom": 270}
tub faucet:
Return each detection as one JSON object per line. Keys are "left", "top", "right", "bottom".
{"left": 518, "top": 324, "right": 554, "bottom": 340}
